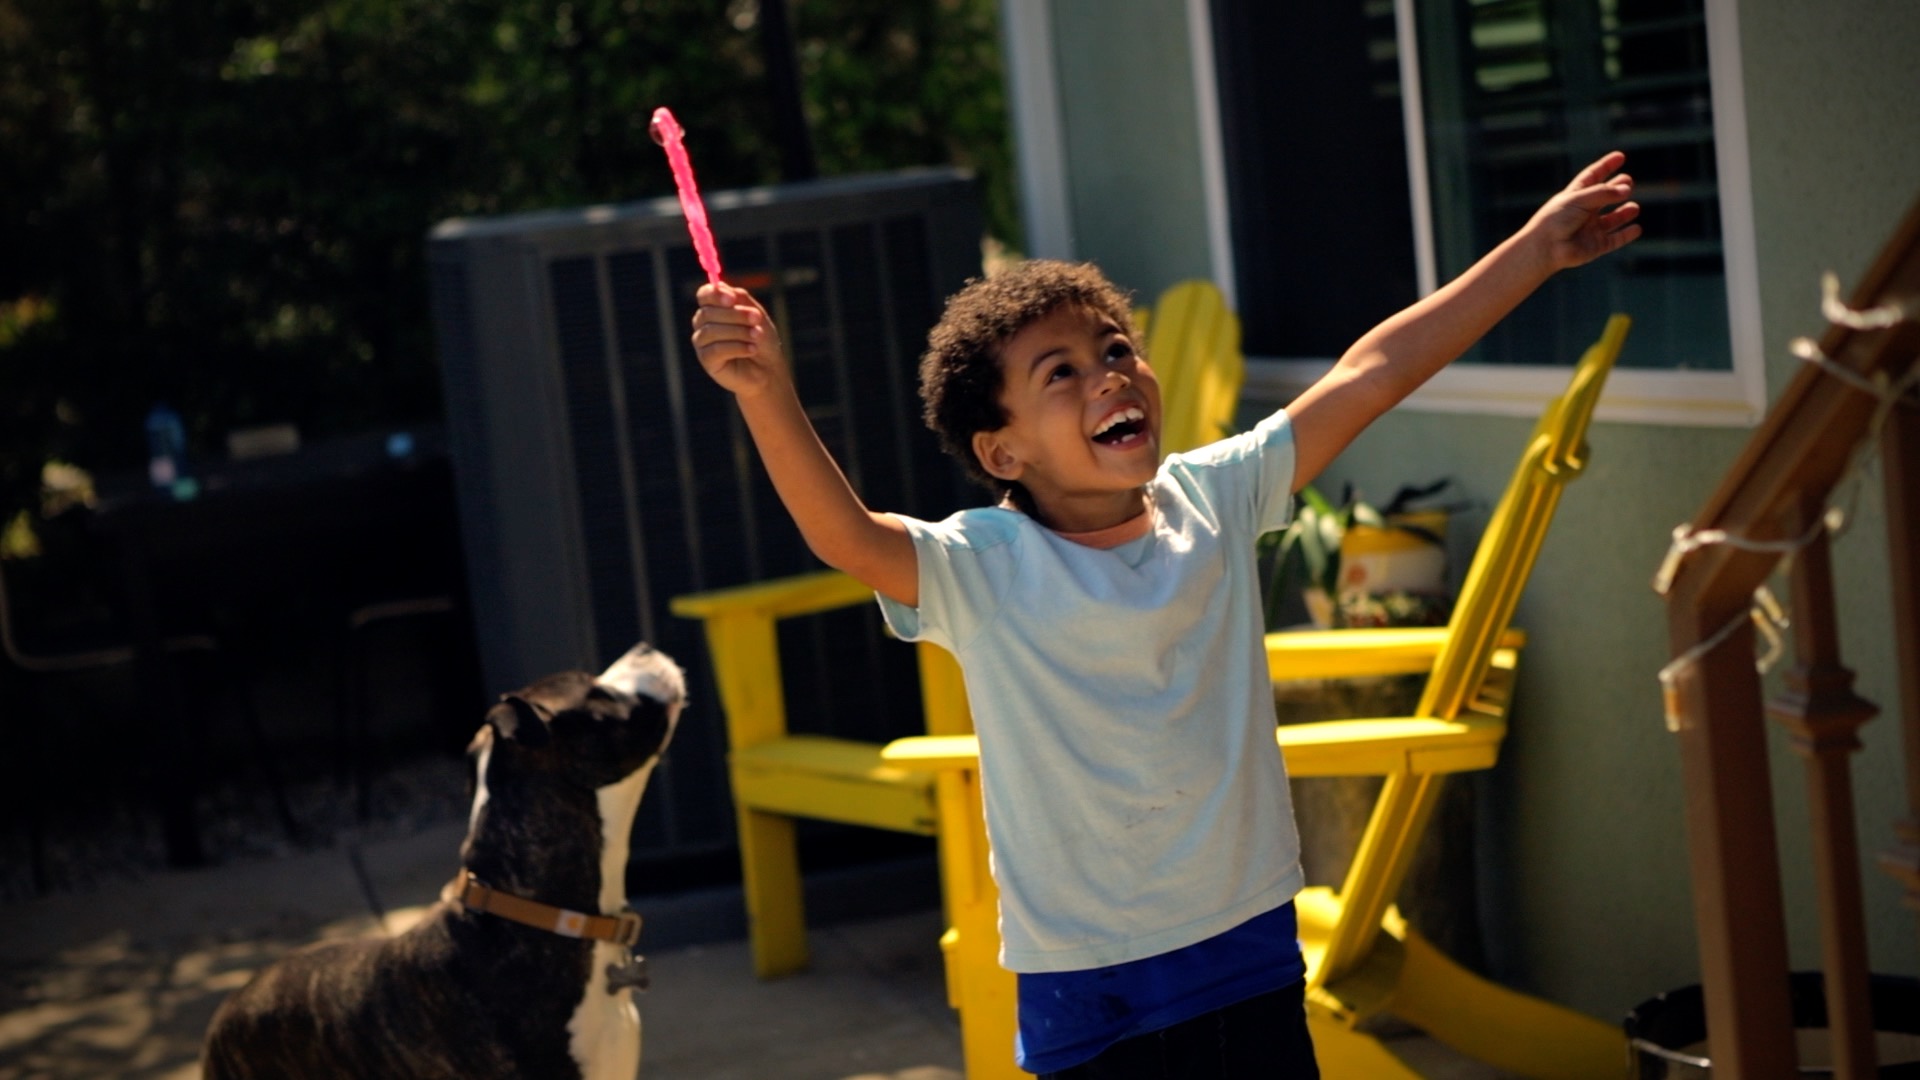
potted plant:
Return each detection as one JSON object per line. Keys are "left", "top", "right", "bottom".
{"left": 1260, "top": 478, "right": 1460, "bottom": 630}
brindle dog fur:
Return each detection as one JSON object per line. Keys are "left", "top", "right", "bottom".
{"left": 202, "top": 643, "right": 684, "bottom": 1080}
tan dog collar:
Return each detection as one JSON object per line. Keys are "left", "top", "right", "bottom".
{"left": 457, "top": 870, "right": 643, "bottom": 948}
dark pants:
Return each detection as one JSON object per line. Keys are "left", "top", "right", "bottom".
{"left": 1040, "top": 981, "right": 1320, "bottom": 1079}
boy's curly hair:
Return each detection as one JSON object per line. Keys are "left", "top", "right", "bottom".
{"left": 919, "top": 260, "right": 1137, "bottom": 504}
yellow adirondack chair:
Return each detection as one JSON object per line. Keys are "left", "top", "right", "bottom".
{"left": 669, "top": 280, "right": 1244, "bottom": 986}
{"left": 885, "top": 314, "right": 1633, "bottom": 1079}
{"left": 668, "top": 571, "right": 965, "bottom": 979}
{"left": 1142, "top": 280, "right": 1244, "bottom": 454}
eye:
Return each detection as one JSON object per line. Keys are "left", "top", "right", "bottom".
{"left": 1047, "top": 362, "right": 1074, "bottom": 383}
{"left": 1104, "top": 340, "right": 1135, "bottom": 364}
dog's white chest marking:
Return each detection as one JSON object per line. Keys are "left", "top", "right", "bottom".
{"left": 569, "top": 940, "right": 642, "bottom": 1080}
{"left": 567, "top": 644, "right": 683, "bottom": 1080}
{"left": 566, "top": 765, "right": 654, "bottom": 1080}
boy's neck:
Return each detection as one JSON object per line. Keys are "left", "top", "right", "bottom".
{"left": 1023, "top": 485, "right": 1152, "bottom": 534}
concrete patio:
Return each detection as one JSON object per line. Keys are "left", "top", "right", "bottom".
{"left": 0, "top": 816, "right": 967, "bottom": 1080}
{"left": 0, "top": 800, "right": 1508, "bottom": 1079}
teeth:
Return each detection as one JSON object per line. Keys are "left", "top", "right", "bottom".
{"left": 1094, "top": 407, "right": 1145, "bottom": 437}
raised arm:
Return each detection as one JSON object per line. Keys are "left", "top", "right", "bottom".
{"left": 1286, "top": 151, "right": 1642, "bottom": 493}
{"left": 691, "top": 282, "right": 919, "bottom": 607}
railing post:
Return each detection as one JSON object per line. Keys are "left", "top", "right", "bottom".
{"left": 1659, "top": 193, "right": 1920, "bottom": 1076}
{"left": 1767, "top": 504, "right": 1880, "bottom": 1080}
{"left": 1880, "top": 390, "right": 1920, "bottom": 943}
{"left": 1667, "top": 607, "right": 1798, "bottom": 1078}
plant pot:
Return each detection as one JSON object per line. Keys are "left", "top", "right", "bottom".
{"left": 1338, "top": 509, "right": 1448, "bottom": 597}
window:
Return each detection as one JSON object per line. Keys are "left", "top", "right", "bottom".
{"left": 1209, "top": 0, "right": 1416, "bottom": 361}
{"left": 1206, "top": 0, "right": 1763, "bottom": 425}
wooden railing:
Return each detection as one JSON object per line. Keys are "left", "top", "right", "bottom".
{"left": 1657, "top": 194, "right": 1920, "bottom": 1078}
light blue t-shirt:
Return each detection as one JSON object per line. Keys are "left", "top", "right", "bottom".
{"left": 879, "top": 410, "right": 1304, "bottom": 973}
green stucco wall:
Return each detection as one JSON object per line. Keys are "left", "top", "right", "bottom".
{"left": 1043, "top": 0, "right": 1920, "bottom": 1022}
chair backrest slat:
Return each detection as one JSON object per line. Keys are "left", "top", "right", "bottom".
{"left": 1144, "top": 281, "right": 1244, "bottom": 456}
{"left": 1417, "top": 314, "right": 1631, "bottom": 720}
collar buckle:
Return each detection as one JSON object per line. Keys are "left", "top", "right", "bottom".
{"left": 612, "top": 910, "right": 643, "bottom": 948}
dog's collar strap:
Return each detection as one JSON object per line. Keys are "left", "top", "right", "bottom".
{"left": 458, "top": 871, "right": 642, "bottom": 947}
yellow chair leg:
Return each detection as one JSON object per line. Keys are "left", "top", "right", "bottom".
{"left": 1390, "top": 924, "right": 1627, "bottom": 1080}
{"left": 737, "top": 807, "right": 809, "bottom": 978}
{"left": 1305, "top": 1010, "right": 1425, "bottom": 1079}
{"left": 938, "top": 768, "right": 1021, "bottom": 1079}
{"left": 953, "top": 899, "right": 1018, "bottom": 1079}
{"left": 1316, "top": 771, "right": 1443, "bottom": 988}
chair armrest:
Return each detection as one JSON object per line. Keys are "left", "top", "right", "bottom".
{"left": 671, "top": 571, "right": 874, "bottom": 752}
{"left": 882, "top": 734, "right": 981, "bottom": 771}
{"left": 886, "top": 716, "right": 1500, "bottom": 781}
{"left": 887, "top": 718, "right": 1501, "bottom": 781}
{"left": 1265, "top": 626, "right": 1527, "bottom": 682}
{"left": 670, "top": 569, "right": 872, "bottom": 621}
{"left": 1276, "top": 715, "right": 1504, "bottom": 778}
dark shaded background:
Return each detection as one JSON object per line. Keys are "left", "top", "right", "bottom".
{"left": 0, "top": 0, "right": 1015, "bottom": 528}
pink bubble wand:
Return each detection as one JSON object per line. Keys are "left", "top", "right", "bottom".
{"left": 649, "top": 107, "right": 723, "bottom": 288}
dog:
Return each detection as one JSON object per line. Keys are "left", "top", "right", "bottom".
{"left": 202, "top": 642, "right": 685, "bottom": 1080}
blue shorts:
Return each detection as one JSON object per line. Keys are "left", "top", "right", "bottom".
{"left": 1015, "top": 902, "right": 1310, "bottom": 1074}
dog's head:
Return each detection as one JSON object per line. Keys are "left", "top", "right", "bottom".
{"left": 472, "top": 642, "right": 686, "bottom": 792}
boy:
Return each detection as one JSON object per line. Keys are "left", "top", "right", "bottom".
{"left": 691, "top": 152, "right": 1640, "bottom": 1077}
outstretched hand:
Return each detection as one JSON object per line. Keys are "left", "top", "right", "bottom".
{"left": 691, "top": 282, "right": 785, "bottom": 398}
{"left": 1531, "top": 151, "right": 1643, "bottom": 271}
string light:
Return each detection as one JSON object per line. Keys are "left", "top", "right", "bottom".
{"left": 1821, "top": 270, "right": 1907, "bottom": 331}
{"left": 1653, "top": 277, "right": 1919, "bottom": 732}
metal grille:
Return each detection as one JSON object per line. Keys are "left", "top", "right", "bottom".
{"left": 428, "top": 171, "right": 981, "bottom": 859}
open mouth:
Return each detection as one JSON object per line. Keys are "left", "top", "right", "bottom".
{"left": 1092, "top": 406, "right": 1148, "bottom": 445}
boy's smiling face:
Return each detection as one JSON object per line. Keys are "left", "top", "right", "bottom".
{"left": 971, "top": 303, "right": 1162, "bottom": 532}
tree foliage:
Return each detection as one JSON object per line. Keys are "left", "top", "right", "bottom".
{"left": 0, "top": 0, "right": 1014, "bottom": 522}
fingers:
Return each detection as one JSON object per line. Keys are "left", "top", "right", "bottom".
{"left": 692, "top": 283, "right": 769, "bottom": 338}
{"left": 1597, "top": 205, "right": 1643, "bottom": 253}
{"left": 695, "top": 280, "right": 759, "bottom": 307}
{"left": 1565, "top": 173, "right": 1634, "bottom": 211}
{"left": 1597, "top": 223, "right": 1643, "bottom": 257}
{"left": 691, "top": 283, "right": 779, "bottom": 390}
{"left": 1599, "top": 201, "right": 1642, "bottom": 232}
{"left": 1567, "top": 150, "right": 1628, "bottom": 190}
{"left": 695, "top": 281, "right": 759, "bottom": 317}
{"left": 690, "top": 308, "right": 764, "bottom": 360}
{"left": 691, "top": 318, "right": 760, "bottom": 352}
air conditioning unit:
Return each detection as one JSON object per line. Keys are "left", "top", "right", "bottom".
{"left": 427, "top": 169, "right": 981, "bottom": 861}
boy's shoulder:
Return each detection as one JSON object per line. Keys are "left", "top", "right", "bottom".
{"left": 895, "top": 503, "right": 1031, "bottom": 550}
{"left": 1162, "top": 409, "right": 1293, "bottom": 472}
{"left": 1153, "top": 410, "right": 1298, "bottom": 536}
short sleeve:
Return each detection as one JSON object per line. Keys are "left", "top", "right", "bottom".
{"left": 1164, "top": 409, "right": 1297, "bottom": 536}
{"left": 875, "top": 509, "right": 1024, "bottom": 654}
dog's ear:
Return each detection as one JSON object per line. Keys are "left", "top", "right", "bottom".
{"left": 487, "top": 694, "right": 552, "bottom": 747}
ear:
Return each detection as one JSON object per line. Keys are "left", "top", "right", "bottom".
{"left": 971, "top": 429, "right": 1025, "bottom": 482}
{"left": 486, "top": 694, "right": 552, "bottom": 748}
{"left": 464, "top": 724, "right": 492, "bottom": 797}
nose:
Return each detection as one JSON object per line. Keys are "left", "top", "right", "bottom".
{"left": 1095, "top": 367, "right": 1130, "bottom": 395}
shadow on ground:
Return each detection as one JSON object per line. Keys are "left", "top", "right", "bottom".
{"left": 1, "top": 799, "right": 963, "bottom": 1080}
{"left": 2, "top": 915, "right": 357, "bottom": 1079}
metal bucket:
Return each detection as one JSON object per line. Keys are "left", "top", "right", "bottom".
{"left": 1626, "top": 973, "right": 1920, "bottom": 1077}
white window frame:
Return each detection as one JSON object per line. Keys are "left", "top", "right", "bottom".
{"left": 1001, "top": 0, "right": 1076, "bottom": 261}
{"left": 1199, "top": 0, "right": 1767, "bottom": 427}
